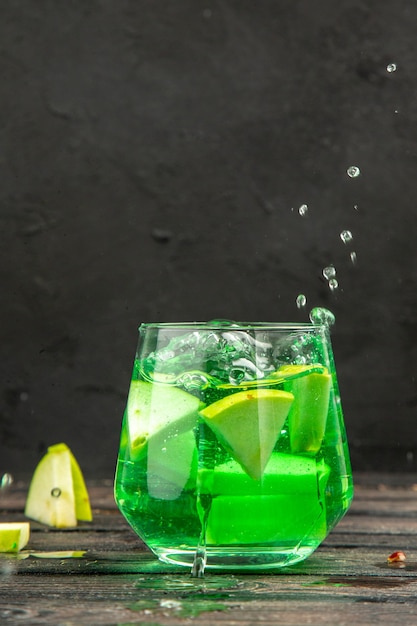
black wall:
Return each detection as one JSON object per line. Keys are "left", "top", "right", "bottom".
{"left": 1, "top": 1, "right": 417, "bottom": 478}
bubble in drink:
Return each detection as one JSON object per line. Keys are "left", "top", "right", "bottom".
{"left": 296, "top": 294, "right": 307, "bottom": 309}
{"left": 0, "top": 473, "right": 13, "bottom": 489}
{"left": 347, "top": 166, "right": 360, "bottom": 178}
{"left": 386, "top": 63, "right": 397, "bottom": 73}
{"left": 309, "top": 307, "right": 336, "bottom": 327}
{"left": 328, "top": 278, "right": 338, "bottom": 291}
{"left": 323, "top": 266, "right": 336, "bottom": 280}
{"left": 340, "top": 230, "right": 353, "bottom": 244}
{"left": 298, "top": 204, "right": 308, "bottom": 216}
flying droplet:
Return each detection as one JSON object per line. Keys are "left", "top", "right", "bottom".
{"left": 1, "top": 473, "right": 13, "bottom": 489}
{"left": 298, "top": 204, "right": 308, "bottom": 216}
{"left": 323, "top": 265, "right": 336, "bottom": 280}
{"left": 328, "top": 278, "right": 339, "bottom": 291}
{"left": 296, "top": 294, "right": 307, "bottom": 309}
{"left": 350, "top": 251, "right": 357, "bottom": 264}
{"left": 51, "top": 487, "right": 62, "bottom": 498}
{"left": 309, "top": 307, "right": 336, "bottom": 327}
{"left": 386, "top": 63, "right": 397, "bottom": 73}
{"left": 347, "top": 166, "right": 360, "bottom": 178}
{"left": 340, "top": 230, "right": 353, "bottom": 244}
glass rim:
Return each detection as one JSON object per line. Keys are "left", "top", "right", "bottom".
{"left": 138, "top": 321, "right": 327, "bottom": 332}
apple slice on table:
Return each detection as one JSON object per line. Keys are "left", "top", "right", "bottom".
{"left": 0, "top": 522, "right": 30, "bottom": 552}
{"left": 126, "top": 381, "right": 201, "bottom": 460}
{"left": 24, "top": 443, "right": 92, "bottom": 528}
{"left": 199, "top": 389, "right": 294, "bottom": 480}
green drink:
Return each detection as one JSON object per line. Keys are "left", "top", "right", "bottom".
{"left": 114, "top": 321, "right": 353, "bottom": 571}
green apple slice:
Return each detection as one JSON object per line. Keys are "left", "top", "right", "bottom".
{"left": 24, "top": 443, "right": 92, "bottom": 528}
{"left": 147, "top": 429, "right": 198, "bottom": 499}
{"left": 199, "top": 389, "right": 294, "bottom": 480}
{"left": 126, "top": 381, "right": 201, "bottom": 459}
{"left": 0, "top": 522, "right": 30, "bottom": 552}
{"left": 281, "top": 365, "right": 331, "bottom": 453}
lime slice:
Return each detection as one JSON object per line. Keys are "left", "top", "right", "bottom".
{"left": 0, "top": 522, "right": 30, "bottom": 552}
{"left": 126, "top": 381, "right": 201, "bottom": 459}
{"left": 24, "top": 443, "right": 92, "bottom": 528}
{"left": 281, "top": 365, "right": 331, "bottom": 453}
{"left": 199, "top": 389, "right": 294, "bottom": 480}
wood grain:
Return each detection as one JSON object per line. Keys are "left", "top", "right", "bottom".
{"left": 1, "top": 474, "right": 417, "bottom": 625}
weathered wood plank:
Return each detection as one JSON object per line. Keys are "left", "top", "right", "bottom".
{"left": 2, "top": 475, "right": 417, "bottom": 625}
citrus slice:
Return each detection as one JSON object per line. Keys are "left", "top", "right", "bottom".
{"left": 281, "top": 365, "right": 331, "bottom": 453}
{"left": 0, "top": 522, "right": 30, "bottom": 552}
{"left": 126, "top": 381, "right": 201, "bottom": 460}
{"left": 24, "top": 443, "right": 92, "bottom": 528}
{"left": 199, "top": 389, "right": 294, "bottom": 480}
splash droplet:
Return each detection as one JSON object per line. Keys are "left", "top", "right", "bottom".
{"left": 386, "top": 63, "right": 397, "bottom": 73}
{"left": 328, "top": 278, "right": 339, "bottom": 291}
{"left": 51, "top": 487, "right": 62, "bottom": 498}
{"left": 340, "top": 230, "right": 353, "bottom": 244}
{"left": 350, "top": 251, "right": 357, "bottom": 264}
{"left": 1, "top": 473, "right": 13, "bottom": 489}
{"left": 323, "top": 265, "right": 336, "bottom": 280}
{"left": 298, "top": 204, "right": 308, "bottom": 216}
{"left": 160, "top": 599, "right": 182, "bottom": 610}
{"left": 309, "top": 307, "right": 336, "bottom": 327}
{"left": 347, "top": 166, "right": 360, "bottom": 178}
{"left": 296, "top": 294, "right": 307, "bottom": 309}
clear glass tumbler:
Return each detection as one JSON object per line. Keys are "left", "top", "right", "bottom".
{"left": 114, "top": 321, "right": 353, "bottom": 572}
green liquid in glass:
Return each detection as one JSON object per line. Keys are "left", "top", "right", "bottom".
{"left": 115, "top": 348, "right": 353, "bottom": 570}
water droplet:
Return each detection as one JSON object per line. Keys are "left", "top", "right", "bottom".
{"left": 309, "top": 307, "right": 336, "bottom": 327}
{"left": 323, "top": 265, "right": 336, "bottom": 280}
{"left": 298, "top": 204, "right": 308, "bottom": 216}
{"left": 51, "top": 487, "right": 62, "bottom": 498}
{"left": 191, "top": 546, "right": 207, "bottom": 578}
{"left": 340, "top": 230, "right": 353, "bottom": 244}
{"left": 353, "top": 204, "right": 359, "bottom": 211}
{"left": 350, "top": 251, "right": 357, "bottom": 264}
{"left": 1, "top": 473, "right": 13, "bottom": 489}
{"left": 207, "top": 319, "right": 237, "bottom": 327}
{"left": 347, "top": 166, "right": 360, "bottom": 178}
{"left": 386, "top": 63, "right": 397, "bottom": 73}
{"left": 160, "top": 599, "right": 182, "bottom": 610}
{"left": 296, "top": 294, "right": 307, "bottom": 309}
{"left": 161, "top": 447, "right": 167, "bottom": 453}
{"left": 328, "top": 278, "right": 339, "bottom": 291}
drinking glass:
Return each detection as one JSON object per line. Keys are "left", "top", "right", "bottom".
{"left": 114, "top": 320, "right": 353, "bottom": 572}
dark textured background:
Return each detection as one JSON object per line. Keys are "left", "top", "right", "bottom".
{"left": 1, "top": 1, "right": 417, "bottom": 478}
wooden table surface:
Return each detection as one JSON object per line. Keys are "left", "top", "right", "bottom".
{"left": 2, "top": 473, "right": 417, "bottom": 626}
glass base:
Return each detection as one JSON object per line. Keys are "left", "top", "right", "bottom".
{"left": 154, "top": 544, "right": 317, "bottom": 571}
